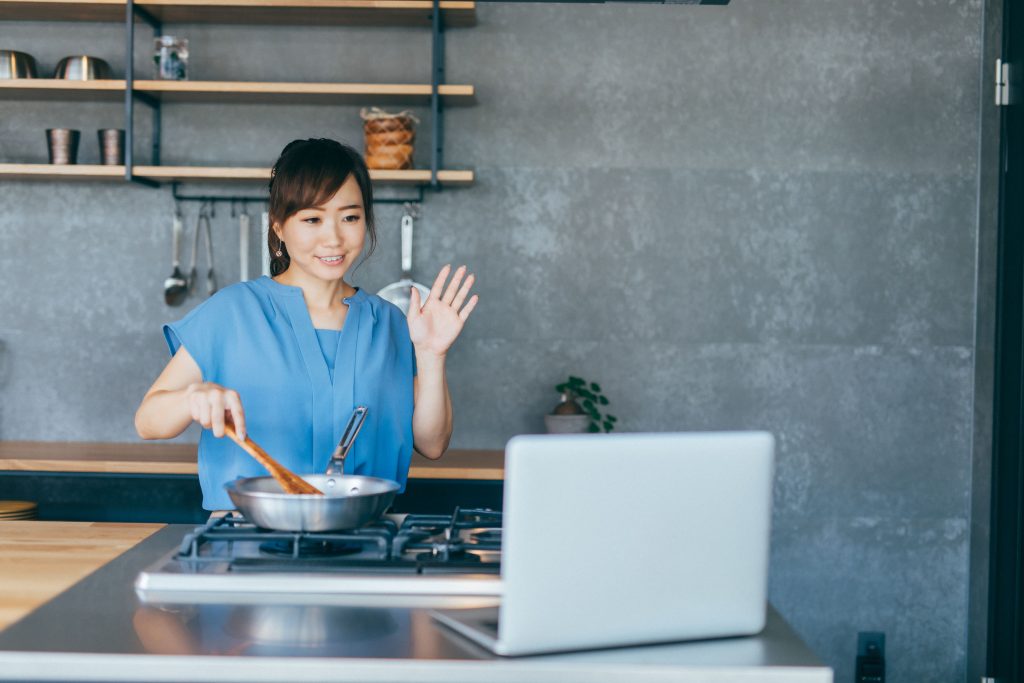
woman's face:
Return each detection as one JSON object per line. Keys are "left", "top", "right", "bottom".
{"left": 274, "top": 174, "right": 366, "bottom": 284}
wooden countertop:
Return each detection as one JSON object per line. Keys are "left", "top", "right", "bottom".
{"left": 0, "top": 441, "right": 504, "bottom": 480}
{"left": 0, "top": 521, "right": 163, "bottom": 630}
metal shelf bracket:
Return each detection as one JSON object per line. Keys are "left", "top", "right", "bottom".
{"left": 171, "top": 182, "right": 266, "bottom": 205}
{"left": 125, "top": 0, "right": 162, "bottom": 187}
{"left": 429, "top": 0, "right": 445, "bottom": 192}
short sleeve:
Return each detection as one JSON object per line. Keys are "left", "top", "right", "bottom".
{"left": 163, "top": 299, "right": 219, "bottom": 381}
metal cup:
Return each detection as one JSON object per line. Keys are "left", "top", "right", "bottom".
{"left": 46, "top": 128, "right": 80, "bottom": 165}
{"left": 97, "top": 128, "right": 125, "bottom": 165}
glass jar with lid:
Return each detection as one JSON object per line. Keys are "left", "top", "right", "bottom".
{"left": 153, "top": 36, "right": 188, "bottom": 80}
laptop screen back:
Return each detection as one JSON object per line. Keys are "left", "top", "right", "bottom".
{"left": 497, "top": 431, "right": 774, "bottom": 655}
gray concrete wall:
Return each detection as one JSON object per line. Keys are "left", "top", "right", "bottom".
{"left": 0, "top": 1, "right": 985, "bottom": 680}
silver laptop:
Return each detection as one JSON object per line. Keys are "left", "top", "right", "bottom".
{"left": 432, "top": 430, "right": 775, "bottom": 656}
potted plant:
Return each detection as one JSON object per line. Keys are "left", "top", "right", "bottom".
{"left": 543, "top": 375, "right": 618, "bottom": 434}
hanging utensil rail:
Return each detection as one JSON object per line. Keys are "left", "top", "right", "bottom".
{"left": 171, "top": 183, "right": 425, "bottom": 206}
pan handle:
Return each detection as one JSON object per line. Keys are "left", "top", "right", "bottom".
{"left": 326, "top": 406, "right": 369, "bottom": 475}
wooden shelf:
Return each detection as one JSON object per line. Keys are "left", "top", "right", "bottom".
{"left": 0, "top": 0, "right": 123, "bottom": 21}
{"left": 134, "top": 80, "right": 475, "bottom": 105}
{"left": 1, "top": 79, "right": 475, "bottom": 105}
{"left": 0, "top": 163, "right": 126, "bottom": 179}
{"left": 366, "top": 168, "right": 475, "bottom": 185}
{"left": 134, "top": 165, "right": 474, "bottom": 184}
{"left": 0, "top": 162, "right": 474, "bottom": 185}
{"left": 0, "top": 0, "right": 476, "bottom": 25}
{"left": 0, "top": 79, "right": 474, "bottom": 105}
{"left": 0, "top": 79, "right": 125, "bottom": 100}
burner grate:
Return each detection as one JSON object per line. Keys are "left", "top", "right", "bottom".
{"left": 395, "top": 507, "right": 502, "bottom": 560}
{"left": 176, "top": 514, "right": 395, "bottom": 563}
{"left": 174, "top": 508, "right": 502, "bottom": 568}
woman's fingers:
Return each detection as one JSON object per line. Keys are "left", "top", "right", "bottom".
{"left": 442, "top": 265, "right": 467, "bottom": 305}
{"left": 186, "top": 383, "right": 245, "bottom": 439}
{"left": 408, "top": 285, "right": 421, "bottom": 316}
{"left": 209, "top": 391, "right": 226, "bottom": 437}
{"left": 458, "top": 294, "right": 479, "bottom": 322}
{"left": 429, "top": 264, "right": 452, "bottom": 301}
{"left": 451, "top": 272, "right": 475, "bottom": 310}
{"left": 190, "top": 393, "right": 210, "bottom": 429}
{"left": 224, "top": 390, "right": 246, "bottom": 441}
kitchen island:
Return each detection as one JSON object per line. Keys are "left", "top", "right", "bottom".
{"left": 0, "top": 521, "right": 832, "bottom": 682}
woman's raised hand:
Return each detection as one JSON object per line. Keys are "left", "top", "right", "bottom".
{"left": 185, "top": 382, "right": 246, "bottom": 440}
{"left": 407, "top": 264, "right": 478, "bottom": 357}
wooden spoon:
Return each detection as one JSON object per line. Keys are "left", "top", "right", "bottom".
{"left": 223, "top": 421, "right": 323, "bottom": 495}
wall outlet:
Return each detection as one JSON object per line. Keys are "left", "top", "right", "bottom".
{"left": 856, "top": 631, "right": 885, "bottom": 683}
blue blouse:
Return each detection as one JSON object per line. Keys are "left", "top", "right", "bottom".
{"left": 163, "top": 275, "right": 416, "bottom": 510}
{"left": 314, "top": 328, "right": 341, "bottom": 380}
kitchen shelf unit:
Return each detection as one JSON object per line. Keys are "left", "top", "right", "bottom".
{"left": 0, "top": 0, "right": 475, "bottom": 198}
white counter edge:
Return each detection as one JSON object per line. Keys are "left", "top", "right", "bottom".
{"left": 0, "top": 651, "right": 832, "bottom": 683}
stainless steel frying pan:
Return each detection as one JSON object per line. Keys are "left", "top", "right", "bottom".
{"left": 225, "top": 474, "right": 399, "bottom": 532}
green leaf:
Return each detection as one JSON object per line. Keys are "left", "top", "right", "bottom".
{"left": 588, "top": 423, "right": 600, "bottom": 433}
{"left": 598, "top": 396, "right": 609, "bottom": 405}
{"left": 583, "top": 399, "right": 595, "bottom": 410}
{"left": 555, "top": 383, "right": 567, "bottom": 393}
{"left": 569, "top": 376, "right": 584, "bottom": 385}
{"left": 591, "top": 382, "right": 601, "bottom": 392}
{"left": 607, "top": 415, "right": 618, "bottom": 422}
{"left": 603, "top": 421, "right": 613, "bottom": 431}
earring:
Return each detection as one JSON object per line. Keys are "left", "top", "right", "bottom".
{"left": 275, "top": 241, "right": 284, "bottom": 257}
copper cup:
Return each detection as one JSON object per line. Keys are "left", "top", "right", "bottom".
{"left": 46, "top": 128, "right": 80, "bottom": 165}
{"left": 97, "top": 128, "right": 125, "bottom": 165}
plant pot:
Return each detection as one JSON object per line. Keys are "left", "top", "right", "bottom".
{"left": 544, "top": 414, "right": 591, "bottom": 434}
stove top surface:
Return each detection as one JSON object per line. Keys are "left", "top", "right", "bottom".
{"left": 135, "top": 508, "right": 504, "bottom": 606}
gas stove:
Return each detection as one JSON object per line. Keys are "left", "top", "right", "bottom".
{"left": 135, "top": 508, "right": 503, "bottom": 607}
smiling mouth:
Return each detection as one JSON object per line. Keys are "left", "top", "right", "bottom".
{"left": 318, "top": 255, "right": 345, "bottom": 265}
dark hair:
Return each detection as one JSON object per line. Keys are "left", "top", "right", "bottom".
{"left": 267, "top": 138, "right": 376, "bottom": 277}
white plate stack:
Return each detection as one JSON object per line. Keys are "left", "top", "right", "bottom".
{"left": 0, "top": 501, "right": 37, "bottom": 521}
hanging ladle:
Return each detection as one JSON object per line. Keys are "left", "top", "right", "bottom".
{"left": 378, "top": 204, "right": 430, "bottom": 315}
{"left": 163, "top": 207, "right": 187, "bottom": 306}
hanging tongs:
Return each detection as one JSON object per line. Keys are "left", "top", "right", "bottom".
{"left": 188, "top": 202, "right": 218, "bottom": 297}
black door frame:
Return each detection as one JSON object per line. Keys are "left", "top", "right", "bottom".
{"left": 987, "top": 0, "right": 1024, "bottom": 679}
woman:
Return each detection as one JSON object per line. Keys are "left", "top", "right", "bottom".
{"left": 134, "top": 138, "right": 477, "bottom": 511}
